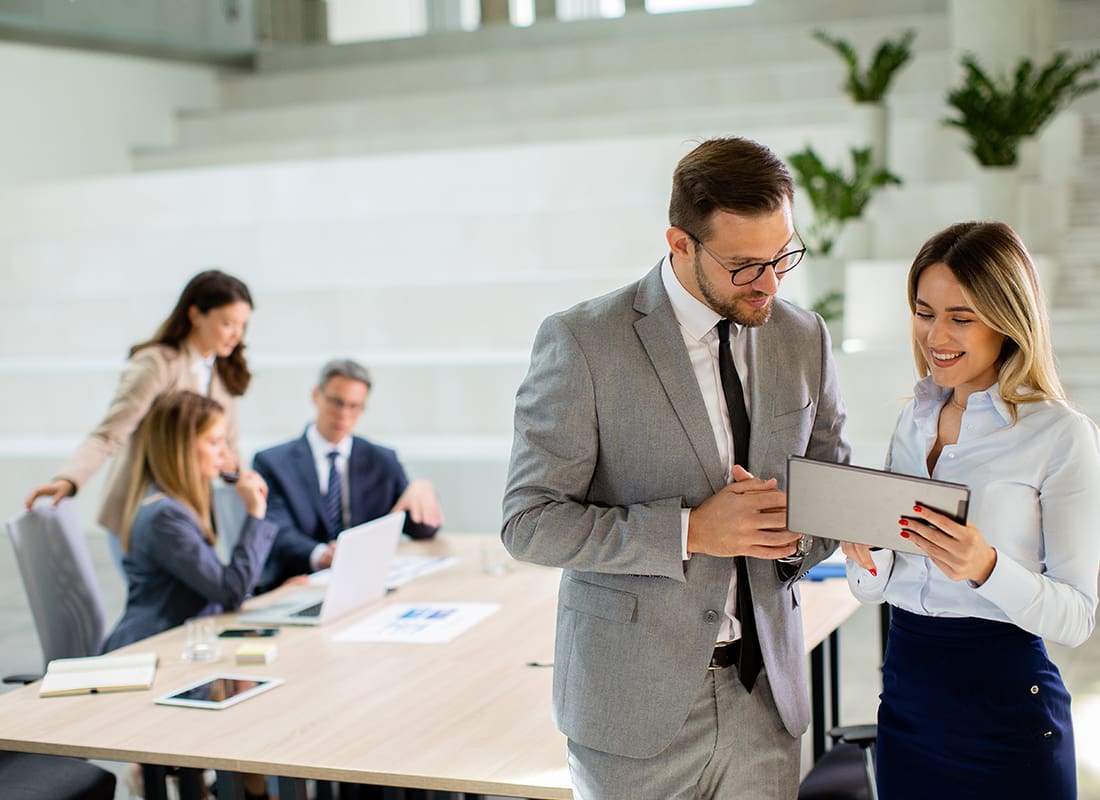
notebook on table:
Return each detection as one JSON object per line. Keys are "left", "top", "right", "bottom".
{"left": 238, "top": 511, "right": 405, "bottom": 627}
{"left": 39, "top": 651, "right": 158, "bottom": 697}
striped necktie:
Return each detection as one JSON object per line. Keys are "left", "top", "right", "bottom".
{"left": 324, "top": 450, "right": 343, "bottom": 537}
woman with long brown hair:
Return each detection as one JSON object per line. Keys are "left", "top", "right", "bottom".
{"left": 25, "top": 270, "right": 254, "bottom": 568}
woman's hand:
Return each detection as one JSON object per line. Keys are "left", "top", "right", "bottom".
{"left": 24, "top": 479, "right": 75, "bottom": 510}
{"left": 234, "top": 470, "right": 269, "bottom": 520}
{"left": 902, "top": 505, "right": 997, "bottom": 586}
{"left": 840, "top": 541, "right": 878, "bottom": 576}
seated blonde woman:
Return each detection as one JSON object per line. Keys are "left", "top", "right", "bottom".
{"left": 103, "top": 390, "right": 276, "bottom": 649}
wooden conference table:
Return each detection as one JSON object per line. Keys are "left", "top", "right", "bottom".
{"left": 0, "top": 534, "right": 860, "bottom": 799}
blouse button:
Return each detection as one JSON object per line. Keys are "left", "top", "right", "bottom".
{"left": 1030, "top": 685, "right": 1040, "bottom": 695}
{"left": 948, "top": 453, "right": 956, "bottom": 459}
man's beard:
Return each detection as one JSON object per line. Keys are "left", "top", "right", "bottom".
{"left": 694, "top": 252, "right": 773, "bottom": 327}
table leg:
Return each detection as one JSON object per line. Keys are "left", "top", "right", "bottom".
{"left": 177, "top": 767, "right": 205, "bottom": 800}
{"left": 811, "top": 642, "right": 825, "bottom": 761}
{"left": 142, "top": 764, "right": 169, "bottom": 800}
{"left": 277, "top": 776, "right": 309, "bottom": 799}
{"left": 828, "top": 629, "right": 840, "bottom": 732}
{"left": 215, "top": 770, "right": 245, "bottom": 799}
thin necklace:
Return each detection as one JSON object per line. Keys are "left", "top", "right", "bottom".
{"left": 949, "top": 393, "right": 967, "bottom": 412}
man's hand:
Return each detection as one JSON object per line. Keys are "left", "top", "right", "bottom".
{"left": 316, "top": 542, "right": 336, "bottom": 570}
{"left": 687, "top": 466, "right": 801, "bottom": 559}
{"left": 391, "top": 480, "right": 444, "bottom": 528}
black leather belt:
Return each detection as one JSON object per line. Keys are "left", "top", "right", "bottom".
{"left": 709, "top": 640, "right": 742, "bottom": 671}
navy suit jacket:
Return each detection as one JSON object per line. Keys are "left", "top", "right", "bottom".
{"left": 253, "top": 431, "right": 439, "bottom": 589}
{"left": 103, "top": 490, "right": 276, "bottom": 653}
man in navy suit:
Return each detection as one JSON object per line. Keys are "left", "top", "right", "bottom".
{"left": 253, "top": 358, "right": 442, "bottom": 590}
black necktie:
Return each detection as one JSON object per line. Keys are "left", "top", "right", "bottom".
{"left": 716, "top": 319, "right": 762, "bottom": 692}
{"left": 324, "top": 450, "right": 343, "bottom": 537}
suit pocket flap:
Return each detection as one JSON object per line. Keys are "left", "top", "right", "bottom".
{"left": 562, "top": 577, "right": 637, "bottom": 623}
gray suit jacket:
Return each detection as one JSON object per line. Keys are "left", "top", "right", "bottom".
{"left": 501, "top": 263, "right": 850, "bottom": 759}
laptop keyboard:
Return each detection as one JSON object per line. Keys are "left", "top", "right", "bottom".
{"left": 291, "top": 602, "right": 324, "bottom": 618}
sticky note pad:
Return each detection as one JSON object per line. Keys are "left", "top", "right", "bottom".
{"left": 235, "top": 642, "right": 277, "bottom": 665}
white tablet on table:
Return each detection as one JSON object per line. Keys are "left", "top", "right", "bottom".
{"left": 786, "top": 455, "right": 970, "bottom": 556}
{"left": 154, "top": 674, "right": 284, "bottom": 710}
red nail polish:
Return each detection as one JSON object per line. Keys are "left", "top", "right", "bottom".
{"left": 870, "top": 568, "right": 878, "bottom": 577}
{"left": 900, "top": 531, "right": 910, "bottom": 539}
{"left": 913, "top": 505, "right": 923, "bottom": 513}
{"left": 899, "top": 518, "right": 909, "bottom": 527}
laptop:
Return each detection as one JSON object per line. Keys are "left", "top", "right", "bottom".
{"left": 238, "top": 511, "right": 405, "bottom": 626}
{"left": 786, "top": 455, "right": 970, "bottom": 556}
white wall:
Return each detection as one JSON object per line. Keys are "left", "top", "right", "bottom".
{"left": 0, "top": 41, "right": 219, "bottom": 185}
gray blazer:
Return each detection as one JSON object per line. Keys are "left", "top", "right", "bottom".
{"left": 502, "top": 264, "right": 850, "bottom": 759}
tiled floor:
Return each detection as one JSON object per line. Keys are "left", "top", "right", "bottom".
{"left": 1, "top": 532, "right": 1097, "bottom": 799}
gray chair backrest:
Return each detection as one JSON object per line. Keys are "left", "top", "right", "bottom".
{"left": 6, "top": 500, "right": 108, "bottom": 666}
{"left": 212, "top": 484, "right": 247, "bottom": 561}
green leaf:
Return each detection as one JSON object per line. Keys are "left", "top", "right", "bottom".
{"left": 813, "top": 29, "right": 916, "bottom": 103}
{"left": 943, "top": 50, "right": 1100, "bottom": 166}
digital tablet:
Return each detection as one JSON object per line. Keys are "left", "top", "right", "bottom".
{"left": 786, "top": 456, "right": 970, "bottom": 556}
{"left": 153, "top": 674, "right": 284, "bottom": 710}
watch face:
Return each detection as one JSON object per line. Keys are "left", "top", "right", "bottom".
{"left": 796, "top": 535, "right": 813, "bottom": 556}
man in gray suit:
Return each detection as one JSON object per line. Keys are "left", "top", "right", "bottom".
{"left": 502, "top": 137, "right": 850, "bottom": 799}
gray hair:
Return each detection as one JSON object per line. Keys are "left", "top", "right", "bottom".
{"left": 317, "top": 358, "right": 372, "bottom": 391}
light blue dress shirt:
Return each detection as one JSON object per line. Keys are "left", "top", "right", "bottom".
{"left": 847, "top": 377, "right": 1100, "bottom": 647}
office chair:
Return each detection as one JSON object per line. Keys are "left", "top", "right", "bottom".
{"left": 3, "top": 500, "right": 117, "bottom": 800}
{"left": 799, "top": 725, "right": 878, "bottom": 800}
{"left": 6, "top": 500, "right": 108, "bottom": 671}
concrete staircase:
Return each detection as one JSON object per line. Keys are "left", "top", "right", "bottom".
{"left": 1052, "top": 111, "right": 1100, "bottom": 422}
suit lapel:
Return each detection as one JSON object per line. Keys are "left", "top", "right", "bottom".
{"left": 347, "top": 438, "right": 366, "bottom": 525}
{"left": 633, "top": 265, "right": 726, "bottom": 495}
{"left": 291, "top": 435, "right": 327, "bottom": 529}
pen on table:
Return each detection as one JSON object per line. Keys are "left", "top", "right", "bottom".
{"left": 526, "top": 661, "right": 553, "bottom": 668}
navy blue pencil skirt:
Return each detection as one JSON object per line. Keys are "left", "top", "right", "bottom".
{"left": 876, "top": 607, "right": 1075, "bottom": 799}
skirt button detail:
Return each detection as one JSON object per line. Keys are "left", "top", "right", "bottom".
{"left": 1030, "top": 685, "right": 1040, "bottom": 695}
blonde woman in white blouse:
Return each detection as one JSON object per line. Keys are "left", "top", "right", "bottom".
{"left": 843, "top": 221, "right": 1100, "bottom": 800}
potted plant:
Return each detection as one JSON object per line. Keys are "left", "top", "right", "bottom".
{"left": 813, "top": 29, "right": 916, "bottom": 169}
{"left": 787, "top": 146, "right": 901, "bottom": 346}
{"left": 944, "top": 50, "right": 1100, "bottom": 168}
{"left": 787, "top": 145, "right": 902, "bottom": 257}
{"left": 943, "top": 50, "right": 1099, "bottom": 224}
{"left": 813, "top": 29, "right": 917, "bottom": 103}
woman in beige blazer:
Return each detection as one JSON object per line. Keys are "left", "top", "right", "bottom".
{"left": 25, "top": 270, "right": 254, "bottom": 565}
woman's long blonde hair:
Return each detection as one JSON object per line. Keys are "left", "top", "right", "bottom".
{"left": 907, "top": 221, "right": 1064, "bottom": 420}
{"left": 119, "top": 391, "right": 224, "bottom": 552}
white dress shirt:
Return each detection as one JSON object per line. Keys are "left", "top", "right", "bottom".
{"left": 847, "top": 377, "right": 1100, "bottom": 647}
{"left": 661, "top": 256, "right": 753, "bottom": 642}
{"left": 186, "top": 345, "right": 216, "bottom": 396}
{"left": 305, "top": 424, "right": 353, "bottom": 571}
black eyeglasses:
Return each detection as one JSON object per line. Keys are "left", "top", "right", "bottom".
{"left": 684, "top": 231, "right": 806, "bottom": 286}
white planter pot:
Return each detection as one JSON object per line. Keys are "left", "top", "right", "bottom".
{"left": 973, "top": 166, "right": 1020, "bottom": 228}
{"left": 851, "top": 102, "right": 889, "bottom": 171}
{"left": 832, "top": 218, "right": 872, "bottom": 261}
{"left": 803, "top": 256, "right": 846, "bottom": 346}
{"left": 843, "top": 259, "right": 912, "bottom": 354}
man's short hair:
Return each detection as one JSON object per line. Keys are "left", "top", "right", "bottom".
{"left": 668, "top": 137, "right": 794, "bottom": 241}
{"left": 317, "top": 358, "right": 372, "bottom": 391}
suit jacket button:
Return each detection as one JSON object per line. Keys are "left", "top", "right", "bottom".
{"left": 704, "top": 610, "right": 719, "bottom": 624}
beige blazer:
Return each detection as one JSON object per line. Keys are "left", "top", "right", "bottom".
{"left": 57, "top": 344, "right": 239, "bottom": 535}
